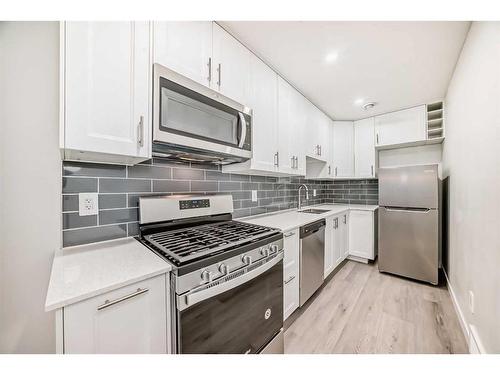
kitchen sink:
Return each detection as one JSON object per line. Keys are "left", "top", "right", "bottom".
{"left": 299, "top": 209, "right": 331, "bottom": 214}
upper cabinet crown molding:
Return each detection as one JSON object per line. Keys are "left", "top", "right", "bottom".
{"left": 61, "top": 21, "right": 152, "bottom": 165}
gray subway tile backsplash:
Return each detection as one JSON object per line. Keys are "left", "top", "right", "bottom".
{"left": 61, "top": 159, "right": 378, "bottom": 247}
{"left": 99, "top": 208, "right": 139, "bottom": 225}
{"left": 63, "top": 224, "right": 128, "bottom": 247}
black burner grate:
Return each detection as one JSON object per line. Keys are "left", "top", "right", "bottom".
{"left": 143, "top": 221, "right": 279, "bottom": 264}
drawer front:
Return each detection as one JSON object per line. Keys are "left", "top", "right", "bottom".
{"left": 64, "top": 274, "right": 168, "bottom": 354}
{"left": 283, "top": 228, "right": 299, "bottom": 320}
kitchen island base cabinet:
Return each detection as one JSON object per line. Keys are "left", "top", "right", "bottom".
{"left": 348, "top": 209, "right": 378, "bottom": 261}
{"left": 283, "top": 229, "right": 300, "bottom": 321}
{"left": 62, "top": 274, "right": 169, "bottom": 354}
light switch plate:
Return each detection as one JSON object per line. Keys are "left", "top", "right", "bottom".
{"left": 251, "top": 190, "right": 258, "bottom": 202}
{"left": 313, "top": 189, "right": 317, "bottom": 197}
{"left": 79, "top": 193, "right": 98, "bottom": 216}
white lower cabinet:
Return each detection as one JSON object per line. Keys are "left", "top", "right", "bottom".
{"left": 348, "top": 209, "right": 377, "bottom": 261}
{"left": 339, "top": 212, "right": 349, "bottom": 259}
{"left": 324, "top": 216, "right": 336, "bottom": 278}
{"left": 283, "top": 229, "right": 300, "bottom": 321}
{"left": 63, "top": 274, "right": 169, "bottom": 354}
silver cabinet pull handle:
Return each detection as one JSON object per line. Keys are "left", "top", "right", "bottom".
{"left": 137, "top": 116, "right": 144, "bottom": 147}
{"left": 284, "top": 275, "right": 296, "bottom": 285}
{"left": 371, "top": 165, "right": 374, "bottom": 176}
{"left": 328, "top": 165, "right": 331, "bottom": 175}
{"left": 274, "top": 151, "right": 279, "bottom": 167}
{"left": 319, "top": 145, "right": 322, "bottom": 156}
{"left": 97, "top": 288, "right": 149, "bottom": 311}
{"left": 376, "top": 133, "right": 379, "bottom": 145}
{"left": 207, "top": 57, "right": 212, "bottom": 83}
{"left": 343, "top": 214, "right": 347, "bottom": 224}
{"left": 290, "top": 156, "right": 295, "bottom": 169}
{"left": 217, "top": 63, "right": 221, "bottom": 88}
{"left": 335, "top": 166, "right": 338, "bottom": 176}
{"left": 284, "top": 232, "right": 295, "bottom": 238}
{"left": 295, "top": 156, "right": 299, "bottom": 169}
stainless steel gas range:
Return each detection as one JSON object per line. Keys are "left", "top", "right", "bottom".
{"left": 138, "top": 194, "right": 284, "bottom": 354}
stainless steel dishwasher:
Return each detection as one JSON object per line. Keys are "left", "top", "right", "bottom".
{"left": 299, "top": 219, "right": 325, "bottom": 306}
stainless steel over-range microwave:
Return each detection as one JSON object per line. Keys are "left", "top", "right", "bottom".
{"left": 153, "top": 63, "right": 252, "bottom": 164}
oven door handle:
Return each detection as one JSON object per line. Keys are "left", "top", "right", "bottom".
{"left": 237, "top": 112, "right": 247, "bottom": 148}
{"left": 178, "top": 252, "right": 283, "bottom": 311}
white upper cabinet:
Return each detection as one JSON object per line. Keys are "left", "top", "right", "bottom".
{"left": 374, "top": 105, "right": 426, "bottom": 147}
{"left": 153, "top": 21, "right": 212, "bottom": 87}
{"left": 332, "top": 121, "right": 355, "bottom": 178}
{"left": 212, "top": 23, "right": 251, "bottom": 105}
{"left": 62, "top": 22, "right": 151, "bottom": 165}
{"left": 247, "top": 55, "right": 279, "bottom": 172}
{"left": 305, "top": 105, "right": 330, "bottom": 162}
{"left": 278, "top": 77, "right": 306, "bottom": 175}
{"left": 354, "top": 117, "right": 376, "bottom": 178}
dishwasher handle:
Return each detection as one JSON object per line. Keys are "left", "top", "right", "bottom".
{"left": 299, "top": 219, "right": 326, "bottom": 239}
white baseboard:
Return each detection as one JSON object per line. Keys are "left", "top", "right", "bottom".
{"left": 347, "top": 255, "right": 369, "bottom": 264}
{"left": 443, "top": 269, "right": 486, "bottom": 354}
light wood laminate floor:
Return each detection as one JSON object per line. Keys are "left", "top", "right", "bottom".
{"left": 284, "top": 260, "right": 468, "bottom": 354}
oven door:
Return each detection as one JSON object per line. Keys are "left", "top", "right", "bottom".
{"left": 153, "top": 63, "right": 252, "bottom": 162}
{"left": 177, "top": 254, "right": 283, "bottom": 354}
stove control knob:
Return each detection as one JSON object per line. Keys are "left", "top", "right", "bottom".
{"left": 270, "top": 244, "right": 279, "bottom": 253}
{"left": 242, "top": 255, "right": 252, "bottom": 265}
{"left": 219, "top": 263, "right": 229, "bottom": 275}
{"left": 201, "top": 270, "right": 213, "bottom": 283}
{"left": 260, "top": 247, "right": 269, "bottom": 257}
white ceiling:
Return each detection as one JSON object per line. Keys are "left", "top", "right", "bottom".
{"left": 219, "top": 21, "right": 471, "bottom": 120}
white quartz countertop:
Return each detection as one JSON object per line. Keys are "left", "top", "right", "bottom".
{"left": 45, "top": 237, "right": 171, "bottom": 311}
{"left": 238, "top": 204, "right": 378, "bottom": 232}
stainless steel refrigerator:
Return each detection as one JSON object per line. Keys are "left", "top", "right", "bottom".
{"left": 378, "top": 164, "right": 441, "bottom": 285}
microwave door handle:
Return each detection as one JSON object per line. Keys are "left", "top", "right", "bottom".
{"left": 238, "top": 112, "right": 247, "bottom": 148}
{"left": 178, "top": 252, "right": 283, "bottom": 311}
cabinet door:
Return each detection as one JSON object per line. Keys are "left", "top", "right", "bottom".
{"left": 318, "top": 112, "right": 331, "bottom": 162}
{"left": 248, "top": 54, "right": 279, "bottom": 172}
{"left": 64, "top": 22, "right": 151, "bottom": 160}
{"left": 294, "top": 94, "right": 307, "bottom": 176}
{"left": 153, "top": 21, "right": 212, "bottom": 87}
{"left": 283, "top": 229, "right": 300, "bottom": 320}
{"left": 374, "top": 105, "right": 426, "bottom": 147}
{"left": 332, "top": 121, "right": 354, "bottom": 178}
{"left": 278, "top": 77, "right": 297, "bottom": 174}
{"left": 304, "top": 102, "right": 320, "bottom": 159}
{"left": 212, "top": 23, "right": 250, "bottom": 104}
{"left": 348, "top": 210, "right": 374, "bottom": 260}
{"left": 64, "top": 274, "right": 168, "bottom": 354}
{"left": 333, "top": 217, "right": 343, "bottom": 265}
{"left": 354, "top": 117, "right": 376, "bottom": 178}
{"left": 341, "top": 212, "right": 349, "bottom": 259}
{"left": 324, "top": 216, "right": 335, "bottom": 278}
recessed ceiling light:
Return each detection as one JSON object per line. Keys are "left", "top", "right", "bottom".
{"left": 324, "top": 51, "right": 338, "bottom": 63}
{"left": 354, "top": 98, "right": 364, "bottom": 106}
{"left": 363, "top": 102, "right": 377, "bottom": 110}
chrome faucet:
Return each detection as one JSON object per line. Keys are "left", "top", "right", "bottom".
{"left": 298, "top": 184, "right": 309, "bottom": 210}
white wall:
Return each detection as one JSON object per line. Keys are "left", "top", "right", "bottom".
{"left": 442, "top": 21, "right": 500, "bottom": 353}
{"left": 0, "top": 22, "right": 60, "bottom": 353}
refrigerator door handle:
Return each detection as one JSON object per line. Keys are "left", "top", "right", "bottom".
{"left": 383, "top": 207, "right": 431, "bottom": 213}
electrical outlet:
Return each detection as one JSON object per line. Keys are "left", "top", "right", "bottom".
{"left": 469, "top": 290, "right": 475, "bottom": 314}
{"left": 79, "top": 193, "right": 98, "bottom": 216}
{"left": 251, "top": 190, "right": 258, "bottom": 202}
{"left": 313, "top": 189, "right": 317, "bottom": 197}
